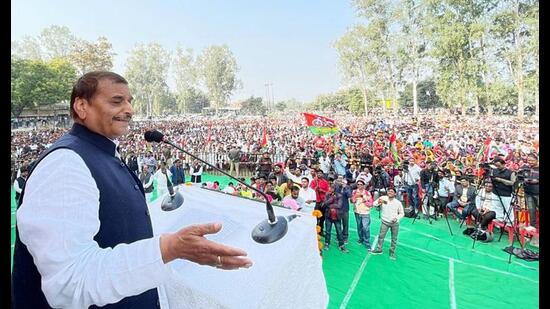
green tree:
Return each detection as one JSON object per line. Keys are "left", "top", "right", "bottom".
{"left": 240, "top": 96, "right": 267, "bottom": 115}
{"left": 274, "top": 101, "right": 287, "bottom": 111}
{"left": 185, "top": 88, "right": 210, "bottom": 113}
{"left": 334, "top": 25, "right": 376, "bottom": 116}
{"left": 353, "top": 0, "right": 405, "bottom": 115}
{"left": 125, "top": 43, "right": 171, "bottom": 117}
{"left": 11, "top": 57, "right": 76, "bottom": 117}
{"left": 394, "top": 0, "right": 429, "bottom": 116}
{"left": 399, "top": 79, "right": 442, "bottom": 109}
{"left": 196, "top": 45, "right": 240, "bottom": 114}
{"left": 493, "top": 0, "right": 538, "bottom": 118}
{"left": 173, "top": 47, "right": 198, "bottom": 114}
{"left": 69, "top": 36, "right": 115, "bottom": 75}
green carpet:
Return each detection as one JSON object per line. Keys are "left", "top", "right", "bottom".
{"left": 11, "top": 174, "right": 539, "bottom": 308}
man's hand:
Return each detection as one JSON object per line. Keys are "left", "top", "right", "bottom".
{"left": 160, "top": 223, "right": 253, "bottom": 270}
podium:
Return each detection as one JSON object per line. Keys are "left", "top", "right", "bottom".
{"left": 148, "top": 185, "right": 329, "bottom": 309}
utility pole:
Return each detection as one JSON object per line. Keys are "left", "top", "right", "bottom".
{"left": 269, "top": 82, "right": 274, "bottom": 111}
{"left": 265, "top": 82, "right": 274, "bottom": 112}
{"left": 265, "top": 82, "right": 271, "bottom": 111}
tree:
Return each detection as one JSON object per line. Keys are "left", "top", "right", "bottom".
{"left": 12, "top": 36, "right": 42, "bottom": 60}
{"left": 69, "top": 36, "right": 115, "bottom": 75}
{"left": 173, "top": 47, "right": 198, "bottom": 114}
{"left": 125, "top": 43, "right": 171, "bottom": 117}
{"left": 394, "top": 0, "right": 429, "bottom": 116}
{"left": 493, "top": 0, "right": 538, "bottom": 118}
{"left": 353, "top": 0, "right": 405, "bottom": 115}
{"left": 240, "top": 96, "right": 267, "bottom": 115}
{"left": 335, "top": 25, "right": 375, "bottom": 116}
{"left": 38, "top": 25, "right": 77, "bottom": 60}
{"left": 425, "top": 0, "right": 483, "bottom": 115}
{"left": 11, "top": 57, "right": 76, "bottom": 118}
{"left": 274, "top": 101, "right": 287, "bottom": 111}
{"left": 399, "top": 79, "right": 442, "bottom": 109}
{"left": 185, "top": 88, "right": 210, "bottom": 113}
{"left": 196, "top": 45, "right": 240, "bottom": 114}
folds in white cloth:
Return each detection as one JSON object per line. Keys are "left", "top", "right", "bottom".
{"left": 149, "top": 185, "right": 329, "bottom": 309}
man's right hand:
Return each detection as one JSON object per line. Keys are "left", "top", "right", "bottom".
{"left": 160, "top": 223, "right": 253, "bottom": 270}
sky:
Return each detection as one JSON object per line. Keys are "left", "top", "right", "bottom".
{"left": 11, "top": 0, "right": 357, "bottom": 104}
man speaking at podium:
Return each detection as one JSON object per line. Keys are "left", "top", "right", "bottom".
{"left": 12, "top": 71, "right": 252, "bottom": 309}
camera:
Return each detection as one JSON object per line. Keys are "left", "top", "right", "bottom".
{"left": 516, "top": 167, "right": 530, "bottom": 181}
{"left": 479, "top": 163, "right": 495, "bottom": 177}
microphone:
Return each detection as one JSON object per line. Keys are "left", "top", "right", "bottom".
{"left": 161, "top": 174, "right": 185, "bottom": 211}
{"left": 144, "top": 130, "right": 291, "bottom": 244}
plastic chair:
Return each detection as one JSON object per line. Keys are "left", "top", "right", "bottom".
{"left": 519, "top": 208, "right": 539, "bottom": 247}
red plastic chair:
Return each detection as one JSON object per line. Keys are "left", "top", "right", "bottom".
{"left": 519, "top": 209, "right": 539, "bottom": 247}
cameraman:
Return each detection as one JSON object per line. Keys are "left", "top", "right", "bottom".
{"left": 420, "top": 161, "right": 440, "bottom": 219}
{"left": 402, "top": 160, "right": 421, "bottom": 215}
{"left": 491, "top": 157, "right": 516, "bottom": 224}
{"left": 523, "top": 153, "right": 539, "bottom": 230}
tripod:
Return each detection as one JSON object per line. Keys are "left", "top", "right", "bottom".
{"left": 412, "top": 181, "right": 435, "bottom": 224}
{"left": 371, "top": 172, "right": 388, "bottom": 220}
{"left": 433, "top": 179, "right": 455, "bottom": 236}
{"left": 475, "top": 174, "right": 524, "bottom": 263}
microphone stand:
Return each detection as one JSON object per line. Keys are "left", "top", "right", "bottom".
{"left": 156, "top": 137, "right": 290, "bottom": 244}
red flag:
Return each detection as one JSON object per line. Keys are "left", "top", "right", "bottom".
{"left": 260, "top": 127, "right": 267, "bottom": 148}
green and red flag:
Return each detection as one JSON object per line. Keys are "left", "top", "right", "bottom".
{"left": 475, "top": 137, "right": 491, "bottom": 163}
{"left": 303, "top": 112, "right": 339, "bottom": 136}
{"left": 389, "top": 133, "right": 401, "bottom": 167}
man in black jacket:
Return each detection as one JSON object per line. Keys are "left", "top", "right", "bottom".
{"left": 523, "top": 153, "right": 539, "bottom": 230}
{"left": 491, "top": 157, "right": 516, "bottom": 224}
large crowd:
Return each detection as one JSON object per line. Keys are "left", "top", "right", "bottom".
{"left": 12, "top": 112, "right": 540, "bottom": 252}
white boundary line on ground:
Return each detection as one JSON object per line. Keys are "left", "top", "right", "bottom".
{"left": 348, "top": 227, "right": 538, "bottom": 283}
{"left": 349, "top": 226, "right": 537, "bottom": 271}
{"left": 396, "top": 241, "right": 538, "bottom": 283}
{"left": 398, "top": 225, "right": 537, "bottom": 271}
{"left": 339, "top": 236, "right": 378, "bottom": 309}
{"left": 449, "top": 259, "right": 457, "bottom": 309}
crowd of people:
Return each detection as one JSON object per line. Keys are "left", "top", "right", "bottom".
{"left": 12, "top": 112, "right": 540, "bottom": 256}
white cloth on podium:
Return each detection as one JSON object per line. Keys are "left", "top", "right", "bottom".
{"left": 149, "top": 184, "right": 329, "bottom": 309}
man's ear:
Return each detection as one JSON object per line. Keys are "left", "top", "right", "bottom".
{"left": 73, "top": 97, "right": 88, "bottom": 120}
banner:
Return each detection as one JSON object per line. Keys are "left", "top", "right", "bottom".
{"left": 303, "top": 113, "right": 339, "bottom": 136}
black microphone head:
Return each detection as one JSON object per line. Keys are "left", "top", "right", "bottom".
{"left": 144, "top": 130, "right": 164, "bottom": 143}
